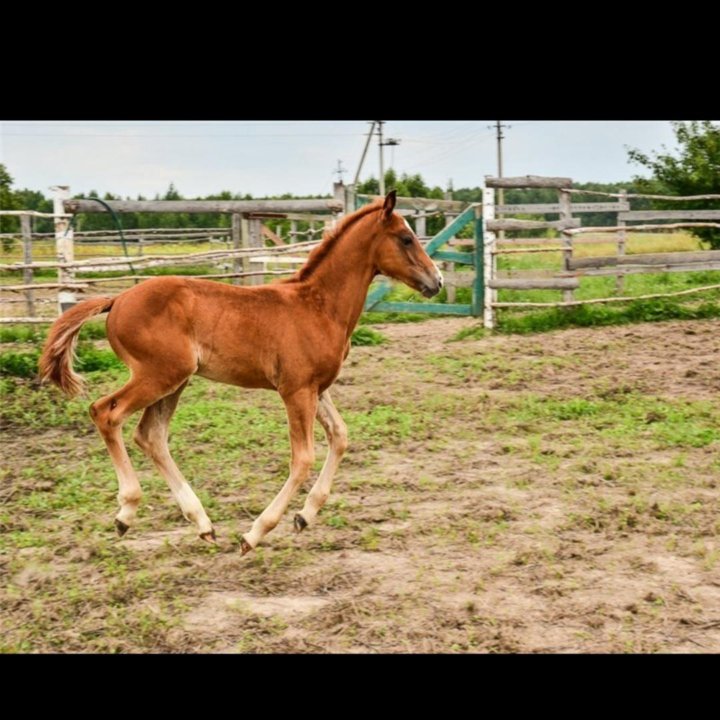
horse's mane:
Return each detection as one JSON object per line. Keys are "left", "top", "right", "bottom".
{"left": 287, "top": 199, "right": 383, "bottom": 283}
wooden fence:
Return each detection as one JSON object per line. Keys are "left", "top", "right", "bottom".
{"left": 482, "top": 175, "right": 720, "bottom": 328}
{"left": 0, "top": 184, "right": 345, "bottom": 323}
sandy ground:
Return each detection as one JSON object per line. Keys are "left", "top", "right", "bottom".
{"left": 3, "top": 316, "right": 720, "bottom": 653}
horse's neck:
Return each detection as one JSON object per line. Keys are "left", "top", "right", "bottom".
{"left": 303, "top": 222, "right": 376, "bottom": 337}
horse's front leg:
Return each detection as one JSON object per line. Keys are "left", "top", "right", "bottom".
{"left": 294, "top": 389, "right": 348, "bottom": 531}
{"left": 241, "top": 387, "right": 318, "bottom": 554}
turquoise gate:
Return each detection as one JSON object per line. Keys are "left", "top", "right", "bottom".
{"left": 360, "top": 202, "right": 484, "bottom": 317}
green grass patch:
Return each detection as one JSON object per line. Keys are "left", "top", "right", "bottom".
{"left": 0, "top": 343, "right": 122, "bottom": 378}
{"left": 501, "top": 393, "right": 720, "bottom": 450}
{"left": 0, "top": 322, "right": 106, "bottom": 345}
{"left": 496, "top": 298, "right": 720, "bottom": 335}
{"left": 350, "top": 327, "right": 387, "bottom": 346}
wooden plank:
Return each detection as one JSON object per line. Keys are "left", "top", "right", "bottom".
{"left": 489, "top": 277, "right": 580, "bottom": 290}
{"left": 496, "top": 202, "right": 629, "bottom": 214}
{"left": 20, "top": 215, "right": 35, "bottom": 317}
{"left": 65, "top": 199, "right": 343, "bottom": 214}
{"left": 442, "top": 271, "right": 475, "bottom": 288}
{"left": 372, "top": 301, "right": 473, "bottom": 316}
{"left": 424, "top": 206, "right": 476, "bottom": 255}
{"left": 415, "top": 213, "right": 426, "bottom": 239}
{"left": 487, "top": 218, "right": 580, "bottom": 231}
{"left": 247, "top": 218, "right": 263, "bottom": 286}
{"left": 261, "top": 226, "right": 283, "bottom": 246}
{"left": 616, "top": 189, "right": 627, "bottom": 294}
{"left": 496, "top": 236, "right": 567, "bottom": 246}
{"left": 485, "top": 175, "right": 573, "bottom": 189}
{"left": 483, "top": 187, "right": 496, "bottom": 329}
{"left": 231, "top": 214, "right": 242, "bottom": 286}
{"left": 433, "top": 250, "right": 475, "bottom": 264}
{"left": 496, "top": 269, "right": 559, "bottom": 279}
{"left": 53, "top": 186, "right": 75, "bottom": 312}
{"left": 364, "top": 278, "right": 393, "bottom": 309}
{"left": 494, "top": 246, "right": 565, "bottom": 254}
{"left": 573, "top": 261, "right": 720, "bottom": 277}
{"left": 569, "top": 250, "right": 720, "bottom": 270}
{"left": 0, "top": 317, "right": 55, "bottom": 324}
{"left": 440, "top": 210, "right": 456, "bottom": 303}
{"left": 620, "top": 210, "right": 720, "bottom": 221}
{"left": 567, "top": 222, "right": 720, "bottom": 235}
{"left": 356, "top": 194, "right": 468, "bottom": 212}
{"left": 559, "top": 189, "right": 574, "bottom": 304}
{"left": 471, "top": 208, "right": 483, "bottom": 317}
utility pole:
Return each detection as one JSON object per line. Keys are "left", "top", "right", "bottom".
{"left": 378, "top": 120, "right": 385, "bottom": 195}
{"left": 377, "top": 121, "right": 400, "bottom": 195}
{"left": 353, "top": 121, "right": 376, "bottom": 186}
{"left": 334, "top": 159, "right": 347, "bottom": 183}
{"left": 490, "top": 120, "right": 510, "bottom": 238}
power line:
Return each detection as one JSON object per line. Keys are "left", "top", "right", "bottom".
{"left": 489, "top": 120, "right": 511, "bottom": 239}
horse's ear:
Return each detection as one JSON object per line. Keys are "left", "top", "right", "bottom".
{"left": 382, "top": 189, "right": 397, "bottom": 221}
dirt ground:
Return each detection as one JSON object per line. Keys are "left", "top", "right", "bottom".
{"left": 3, "top": 316, "right": 720, "bottom": 653}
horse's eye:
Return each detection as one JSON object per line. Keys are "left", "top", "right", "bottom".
{"left": 401, "top": 235, "right": 414, "bottom": 247}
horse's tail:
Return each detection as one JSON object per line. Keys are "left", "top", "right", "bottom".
{"left": 39, "top": 296, "right": 116, "bottom": 398}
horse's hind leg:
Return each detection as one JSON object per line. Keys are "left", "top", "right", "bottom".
{"left": 294, "top": 390, "right": 348, "bottom": 532}
{"left": 133, "top": 383, "right": 215, "bottom": 542}
{"left": 90, "top": 373, "right": 187, "bottom": 535}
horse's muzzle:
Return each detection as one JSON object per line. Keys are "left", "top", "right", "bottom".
{"left": 419, "top": 267, "right": 444, "bottom": 298}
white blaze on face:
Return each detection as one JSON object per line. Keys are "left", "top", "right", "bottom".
{"left": 434, "top": 261, "right": 444, "bottom": 287}
{"left": 403, "top": 218, "right": 413, "bottom": 233}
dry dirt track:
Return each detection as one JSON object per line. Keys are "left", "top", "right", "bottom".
{"left": 4, "top": 316, "right": 720, "bottom": 653}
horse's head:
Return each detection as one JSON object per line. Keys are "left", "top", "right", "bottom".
{"left": 371, "top": 190, "right": 444, "bottom": 298}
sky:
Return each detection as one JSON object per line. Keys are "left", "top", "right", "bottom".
{"left": 0, "top": 121, "right": 680, "bottom": 199}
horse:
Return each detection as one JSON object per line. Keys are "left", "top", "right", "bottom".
{"left": 38, "top": 191, "right": 443, "bottom": 554}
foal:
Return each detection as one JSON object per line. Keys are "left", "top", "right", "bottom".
{"left": 39, "top": 191, "right": 443, "bottom": 554}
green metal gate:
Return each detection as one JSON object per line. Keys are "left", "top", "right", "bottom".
{"left": 362, "top": 203, "right": 484, "bottom": 317}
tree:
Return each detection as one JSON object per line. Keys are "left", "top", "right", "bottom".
{"left": 628, "top": 121, "right": 720, "bottom": 247}
{"left": 0, "top": 164, "right": 20, "bottom": 236}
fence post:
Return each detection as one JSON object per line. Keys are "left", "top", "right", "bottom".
{"left": 52, "top": 185, "right": 75, "bottom": 313}
{"left": 444, "top": 212, "right": 458, "bottom": 304}
{"left": 241, "top": 214, "right": 251, "bottom": 285}
{"left": 616, "top": 189, "right": 627, "bottom": 293}
{"left": 333, "top": 182, "right": 347, "bottom": 215}
{"left": 483, "top": 187, "right": 496, "bottom": 329}
{"left": 472, "top": 205, "right": 484, "bottom": 318}
{"left": 231, "top": 213, "right": 242, "bottom": 285}
{"left": 21, "top": 214, "right": 35, "bottom": 317}
{"left": 248, "top": 217, "right": 264, "bottom": 286}
{"left": 558, "top": 188, "right": 574, "bottom": 304}
{"left": 346, "top": 185, "right": 357, "bottom": 212}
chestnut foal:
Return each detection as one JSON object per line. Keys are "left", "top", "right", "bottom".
{"left": 39, "top": 191, "right": 443, "bottom": 554}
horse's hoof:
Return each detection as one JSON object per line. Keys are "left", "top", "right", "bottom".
{"left": 293, "top": 513, "right": 308, "bottom": 533}
{"left": 240, "top": 537, "right": 253, "bottom": 556}
{"left": 200, "top": 529, "right": 217, "bottom": 544}
{"left": 115, "top": 519, "right": 129, "bottom": 537}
